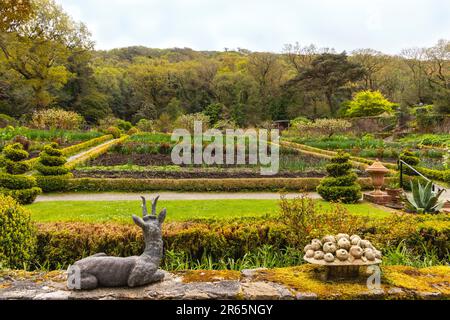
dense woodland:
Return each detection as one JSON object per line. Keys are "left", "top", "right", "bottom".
{"left": 0, "top": 0, "right": 449, "bottom": 127}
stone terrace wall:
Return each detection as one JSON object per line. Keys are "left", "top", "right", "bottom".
{"left": 1, "top": 265, "right": 448, "bottom": 300}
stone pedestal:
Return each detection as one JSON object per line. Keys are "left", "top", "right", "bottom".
{"left": 363, "top": 192, "right": 391, "bottom": 205}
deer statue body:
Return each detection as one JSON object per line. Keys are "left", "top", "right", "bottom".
{"left": 67, "top": 196, "right": 166, "bottom": 290}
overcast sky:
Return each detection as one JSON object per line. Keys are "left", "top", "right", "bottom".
{"left": 54, "top": 0, "right": 449, "bottom": 54}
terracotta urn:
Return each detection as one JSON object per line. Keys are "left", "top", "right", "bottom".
{"left": 366, "top": 159, "right": 390, "bottom": 195}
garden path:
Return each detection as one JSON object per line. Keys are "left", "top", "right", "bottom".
{"left": 66, "top": 138, "right": 115, "bottom": 163}
{"left": 35, "top": 191, "right": 450, "bottom": 202}
{"left": 35, "top": 192, "right": 322, "bottom": 202}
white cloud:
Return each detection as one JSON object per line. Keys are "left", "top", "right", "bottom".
{"left": 54, "top": 0, "right": 450, "bottom": 54}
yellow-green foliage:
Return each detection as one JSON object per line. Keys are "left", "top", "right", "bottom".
{"left": 36, "top": 143, "right": 68, "bottom": 176}
{"left": 23, "top": 134, "right": 113, "bottom": 168}
{"left": 65, "top": 135, "right": 129, "bottom": 169}
{"left": 382, "top": 266, "right": 450, "bottom": 295}
{"left": 32, "top": 212, "right": 449, "bottom": 270}
{"left": 61, "top": 134, "right": 113, "bottom": 157}
{"left": 280, "top": 140, "right": 397, "bottom": 171}
{"left": 279, "top": 195, "right": 368, "bottom": 247}
{"left": 0, "top": 195, "right": 37, "bottom": 269}
{"left": 0, "top": 143, "right": 41, "bottom": 204}
{"left": 30, "top": 109, "right": 83, "bottom": 130}
{"left": 365, "top": 213, "right": 449, "bottom": 258}
{"left": 253, "top": 265, "right": 450, "bottom": 299}
{"left": 180, "top": 270, "right": 241, "bottom": 283}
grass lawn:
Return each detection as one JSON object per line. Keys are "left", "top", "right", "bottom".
{"left": 26, "top": 199, "right": 393, "bottom": 223}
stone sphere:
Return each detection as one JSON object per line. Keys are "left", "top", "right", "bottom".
{"left": 350, "top": 235, "right": 361, "bottom": 246}
{"left": 314, "top": 251, "right": 325, "bottom": 260}
{"left": 337, "top": 238, "right": 351, "bottom": 250}
{"left": 304, "top": 244, "right": 313, "bottom": 253}
{"left": 349, "top": 245, "right": 363, "bottom": 259}
{"left": 324, "top": 253, "right": 335, "bottom": 263}
{"left": 364, "top": 248, "right": 375, "bottom": 261}
{"left": 322, "top": 235, "right": 336, "bottom": 244}
{"left": 310, "top": 239, "right": 322, "bottom": 251}
{"left": 359, "top": 240, "right": 373, "bottom": 249}
{"left": 336, "top": 233, "right": 350, "bottom": 241}
{"left": 336, "top": 249, "right": 349, "bottom": 261}
{"left": 305, "top": 250, "right": 315, "bottom": 258}
{"left": 323, "top": 242, "right": 337, "bottom": 254}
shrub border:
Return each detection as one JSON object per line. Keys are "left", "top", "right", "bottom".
{"left": 64, "top": 176, "right": 383, "bottom": 192}
{"left": 65, "top": 135, "right": 130, "bottom": 170}
{"left": 23, "top": 134, "right": 113, "bottom": 168}
{"left": 279, "top": 140, "right": 398, "bottom": 171}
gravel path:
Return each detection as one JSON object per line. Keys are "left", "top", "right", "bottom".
{"left": 35, "top": 192, "right": 322, "bottom": 202}
{"left": 35, "top": 191, "right": 449, "bottom": 203}
{"left": 66, "top": 139, "right": 115, "bottom": 163}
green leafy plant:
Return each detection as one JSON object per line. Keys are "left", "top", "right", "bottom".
{"left": 35, "top": 143, "right": 71, "bottom": 192}
{"left": 0, "top": 143, "right": 41, "bottom": 204}
{"left": 0, "top": 195, "right": 37, "bottom": 269}
{"left": 404, "top": 180, "right": 445, "bottom": 214}
{"left": 30, "top": 109, "right": 84, "bottom": 130}
{"left": 317, "top": 152, "right": 361, "bottom": 203}
{"left": 106, "top": 126, "right": 121, "bottom": 139}
{"left": 345, "top": 90, "right": 396, "bottom": 117}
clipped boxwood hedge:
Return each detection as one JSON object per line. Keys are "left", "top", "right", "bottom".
{"left": 33, "top": 214, "right": 449, "bottom": 270}
{"left": 62, "top": 134, "right": 113, "bottom": 157}
{"left": 36, "top": 174, "right": 73, "bottom": 193}
{"left": 416, "top": 167, "right": 450, "bottom": 184}
{"left": 64, "top": 177, "right": 376, "bottom": 192}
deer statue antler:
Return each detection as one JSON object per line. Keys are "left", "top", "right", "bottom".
{"left": 151, "top": 195, "right": 160, "bottom": 217}
{"left": 140, "top": 196, "right": 148, "bottom": 217}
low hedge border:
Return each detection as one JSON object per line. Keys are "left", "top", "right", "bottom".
{"left": 61, "top": 134, "right": 113, "bottom": 157}
{"left": 64, "top": 177, "right": 380, "bottom": 192}
{"left": 415, "top": 166, "right": 450, "bottom": 184}
{"left": 23, "top": 135, "right": 113, "bottom": 168}
{"left": 34, "top": 214, "right": 449, "bottom": 270}
{"left": 280, "top": 140, "right": 398, "bottom": 171}
{"left": 65, "top": 135, "right": 129, "bottom": 170}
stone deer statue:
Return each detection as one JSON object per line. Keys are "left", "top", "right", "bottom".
{"left": 67, "top": 196, "right": 166, "bottom": 290}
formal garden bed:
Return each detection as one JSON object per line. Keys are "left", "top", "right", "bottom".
{"left": 283, "top": 133, "right": 449, "bottom": 167}
{"left": 0, "top": 127, "right": 106, "bottom": 159}
{"left": 0, "top": 112, "right": 448, "bottom": 301}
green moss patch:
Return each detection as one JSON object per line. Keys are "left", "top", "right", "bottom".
{"left": 253, "top": 265, "right": 450, "bottom": 299}
{"left": 179, "top": 270, "right": 241, "bottom": 283}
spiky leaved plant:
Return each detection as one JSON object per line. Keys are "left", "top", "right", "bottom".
{"left": 404, "top": 180, "right": 445, "bottom": 214}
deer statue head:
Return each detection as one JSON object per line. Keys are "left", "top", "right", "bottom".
{"left": 132, "top": 195, "right": 166, "bottom": 242}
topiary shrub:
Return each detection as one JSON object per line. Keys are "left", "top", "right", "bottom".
{"left": 35, "top": 143, "right": 71, "bottom": 192}
{"left": 0, "top": 143, "right": 41, "bottom": 204}
{"left": 0, "top": 194, "right": 37, "bottom": 269}
{"left": 317, "top": 152, "right": 361, "bottom": 203}
{"left": 116, "top": 119, "right": 132, "bottom": 132}
{"left": 106, "top": 126, "right": 121, "bottom": 139}
{"left": 127, "top": 127, "right": 139, "bottom": 135}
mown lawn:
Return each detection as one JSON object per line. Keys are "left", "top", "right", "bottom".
{"left": 26, "top": 199, "right": 393, "bottom": 223}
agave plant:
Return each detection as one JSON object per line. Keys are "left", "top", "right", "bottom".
{"left": 404, "top": 180, "right": 445, "bottom": 214}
